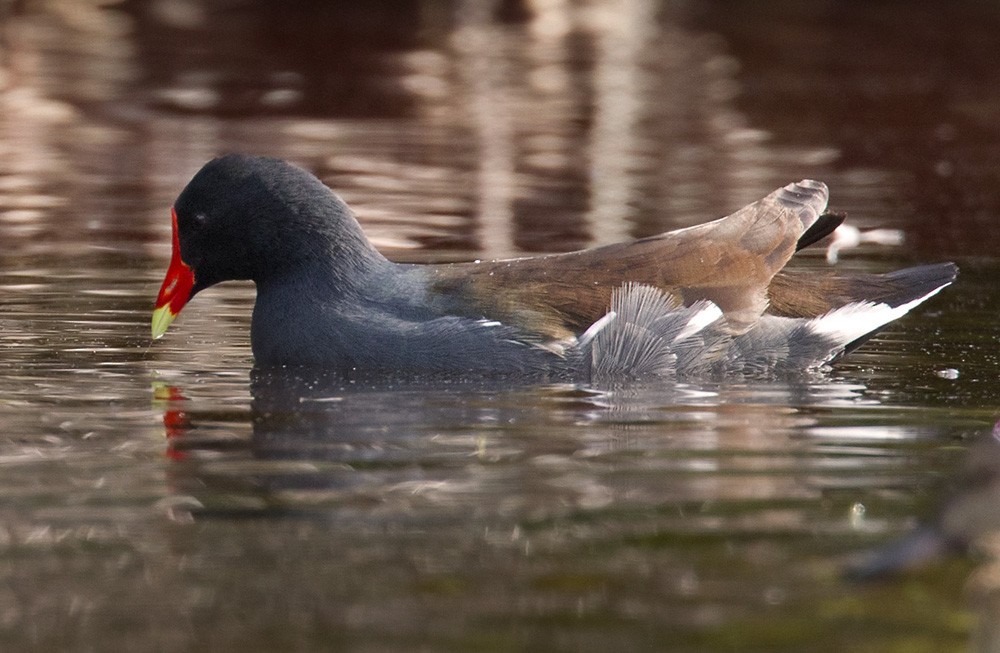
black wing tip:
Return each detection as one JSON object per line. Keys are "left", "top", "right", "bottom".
{"left": 880, "top": 262, "right": 958, "bottom": 308}
{"left": 922, "top": 261, "right": 959, "bottom": 282}
{"left": 796, "top": 211, "right": 846, "bottom": 251}
{"left": 833, "top": 261, "right": 957, "bottom": 357}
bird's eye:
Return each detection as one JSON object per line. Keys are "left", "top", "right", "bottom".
{"left": 182, "top": 212, "right": 207, "bottom": 230}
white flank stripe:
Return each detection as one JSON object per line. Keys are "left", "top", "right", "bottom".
{"left": 807, "top": 282, "right": 952, "bottom": 343}
{"left": 673, "top": 302, "right": 723, "bottom": 343}
{"left": 578, "top": 311, "right": 617, "bottom": 347}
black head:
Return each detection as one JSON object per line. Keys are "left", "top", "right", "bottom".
{"left": 173, "top": 154, "right": 383, "bottom": 294}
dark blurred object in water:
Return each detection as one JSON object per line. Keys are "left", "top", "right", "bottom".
{"left": 849, "top": 420, "right": 1000, "bottom": 580}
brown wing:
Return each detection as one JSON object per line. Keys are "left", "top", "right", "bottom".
{"left": 427, "top": 180, "right": 829, "bottom": 341}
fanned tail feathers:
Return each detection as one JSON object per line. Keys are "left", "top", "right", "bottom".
{"left": 581, "top": 272, "right": 954, "bottom": 380}
{"left": 582, "top": 283, "right": 723, "bottom": 380}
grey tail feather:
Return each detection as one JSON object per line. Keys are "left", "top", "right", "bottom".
{"left": 584, "top": 283, "right": 722, "bottom": 381}
{"left": 723, "top": 316, "right": 845, "bottom": 375}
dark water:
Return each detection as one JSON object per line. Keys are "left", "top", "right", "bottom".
{"left": 2, "top": 1, "right": 1000, "bottom": 650}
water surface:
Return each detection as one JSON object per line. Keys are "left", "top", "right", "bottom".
{"left": 1, "top": 1, "right": 1000, "bottom": 650}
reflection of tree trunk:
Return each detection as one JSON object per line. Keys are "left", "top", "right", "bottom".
{"left": 455, "top": 0, "right": 517, "bottom": 257}
{"left": 0, "top": 9, "right": 77, "bottom": 245}
{"left": 586, "top": 0, "right": 655, "bottom": 246}
{"left": 452, "top": 0, "right": 783, "bottom": 255}
{"left": 0, "top": 0, "right": 837, "bottom": 264}
{"left": 633, "top": 25, "right": 768, "bottom": 235}
{"left": 511, "top": 0, "right": 590, "bottom": 253}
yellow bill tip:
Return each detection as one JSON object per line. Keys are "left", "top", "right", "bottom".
{"left": 152, "top": 304, "right": 177, "bottom": 340}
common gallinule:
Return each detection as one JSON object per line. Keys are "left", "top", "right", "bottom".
{"left": 152, "top": 154, "right": 956, "bottom": 378}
